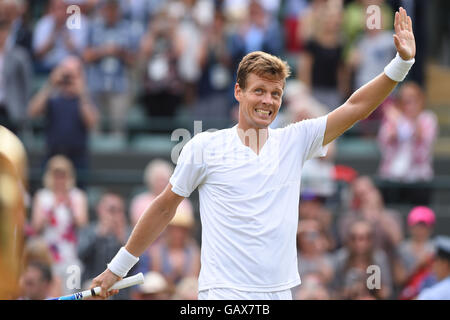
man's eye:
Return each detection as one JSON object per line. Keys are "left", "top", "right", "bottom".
{"left": 255, "top": 89, "right": 263, "bottom": 94}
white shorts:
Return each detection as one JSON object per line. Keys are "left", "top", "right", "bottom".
{"left": 198, "top": 288, "right": 292, "bottom": 300}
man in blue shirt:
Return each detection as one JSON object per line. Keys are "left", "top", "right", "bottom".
{"left": 83, "top": 0, "right": 134, "bottom": 136}
{"left": 28, "top": 56, "right": 98, "bottom": 178}
{"left": 417, "top": 236, "right": 450, "bottom": 300}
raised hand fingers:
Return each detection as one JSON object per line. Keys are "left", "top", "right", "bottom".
{"left": 394, "top": 11, "right": 401, "bottom": 34}
{"left": 407, "top": 16, "right": 413, "bottom": 32}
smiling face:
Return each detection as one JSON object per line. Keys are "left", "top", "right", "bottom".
{"left": 234, "top": 51, "right": 290, "bottom": 132}
{"left": 235, "top": 73, "right": 284, "bottom": 131}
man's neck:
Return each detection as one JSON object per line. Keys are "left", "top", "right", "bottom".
{"left": 236, "top": 123, "right": 269, "bottom": 154}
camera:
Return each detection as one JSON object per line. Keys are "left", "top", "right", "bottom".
{"left": 59, "top": 73, "right": 73, "bottom": 86}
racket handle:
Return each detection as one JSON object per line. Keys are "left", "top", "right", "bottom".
{"left": 47, "top": 273, "right": 144, "bottom": 300}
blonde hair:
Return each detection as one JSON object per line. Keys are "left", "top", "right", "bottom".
{"left": 43, "top": 155, "right": 75, "bottom": 191}
{"left": 236, "top": 51, "right": 291, "bottom": 90}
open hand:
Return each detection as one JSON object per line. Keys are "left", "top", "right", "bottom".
{"left": 393, "top": 7, "right": 416, "bottom": 61}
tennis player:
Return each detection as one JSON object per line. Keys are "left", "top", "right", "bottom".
{"left": 91, "top": 7, "right": 416, "bottom": 300}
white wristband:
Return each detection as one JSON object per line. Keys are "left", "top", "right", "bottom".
{"left": 384, "top": 53, "right": 415, "bottom": 82}
{"left": 107, "top": 247, "right": 139, "bottom": 278}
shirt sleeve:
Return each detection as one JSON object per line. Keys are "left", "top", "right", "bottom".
{"left": 299, "top": 115, "right": 329, "bottom": 161}
{"left": 169, "top": 133, "right": 208, "bottom": 198}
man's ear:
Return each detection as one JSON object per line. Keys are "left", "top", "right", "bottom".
{"left": 234, "top": 83, "right": 242, "bottom": 102}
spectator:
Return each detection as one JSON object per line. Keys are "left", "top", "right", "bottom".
{"left": 229, "top": 0, "right": 283, "bottom": 71}
{"left": 298, "top": 3, "right": 347, "bottom": 110}
{"left": 377, "top": 82, "right": 438, "bottom": 206}
{"left": 339, "top": 267, "right": 376, "bottom": 300}
{"left": 137, "top": 8, "right": 183, "bottom": 118}
{"left": 147, "top": 203, "right": 200, "bottom": 287}
{"left": 417, "top": 236, "right": 450, "bottom": 300}
{"left": 28, "top": 56, "right": 98, "bottom": 177}
{"left": 21, "top": 237, "right": 63, "bottom": 298}
{"left": 296, "top": 219, "right": 334, "bottom": 288}
{"left": 30, "top": 155, "right": 88, "bottom": 294}
{"left": 347, "top": 17, "right": 396, "bottom": 92}
{"left": 83, "top": 0, "right": 134, "bottom": 136}
{"left": 131, "top": 271, "right": 172, "bottom": 300}
{"left": 18, "top": 262, "right": 53, "bottom": 300}
{"left": 338, "top": 175, "right": 403, "bottom": 260}
{"left": 32, "top": 0, "right": 87, "bottom": 73}
{"left": 282, "top": 0, "right": 308, "bottom": 55}
{"left": 194, "top": 10, "right": 233, "bottom": 121}
{"left": 397, "top": 206, "right": 436, "bottom": 299}
{"left": 173, "top": 0, "right": 213, "bottom": 106}
{"left": 78, "top": 191, "right": 133, "bottom": 299}
{"left": 342, "top": 0, "right": 393, "bottom": 58}
{"left": 297, "top": 0, "right": 340, "bottom": 44}
{"left": 0, "top": 17, "right": 33, "bottom": 134}
{"left": 299, "top": 193, "right": 336, "bottom": 252}
{"left": 129, "top": 159, "right": 194, "bottom": 227}
{"left": 332, "top": 218, "right": 393, "bottom": 299}
{"left": 0, "top": 0, "right": 33, "bottom": 55}
{"left": 345, "top": 11, "right": 397, "bottom": 135}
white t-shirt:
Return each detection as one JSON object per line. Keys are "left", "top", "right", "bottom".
{"left": 170, "top": 115, "right": 329, "bottom": 292}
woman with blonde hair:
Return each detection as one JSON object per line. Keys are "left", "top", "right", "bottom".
{"left": 30, "top": 155, "right": 88, "bottom": 294}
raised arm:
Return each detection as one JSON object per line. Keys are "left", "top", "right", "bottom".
{"left": 323, "top": 7, "right": 416, "bottom": 146}
{"left": 89, "top": 183, "right": 184, "bottom": 298}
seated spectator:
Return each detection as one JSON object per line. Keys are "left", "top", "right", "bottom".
{"left": 28, "top": 56, "right": 98, "bottom": 177}
{"left": 83, "top": 0, "right": 134, "bottom": 136}
{"left": 32, "top": 0, "right": 87, "bottom": 73}
{"left": 129, "top": 159, "right": 194, "bottom": 228}
{"left": 147, "top": 204, "right": 200, "bottom": 287}
{"left": 377, "top": 82, "right": 438, "bottom": 206}
{"left": 77, "top": 191, "right": 134, "bottom": 300}
{"left": 137, "top": 8, "right": 183, "bottom": 118}
{"left": 339, "top": 267, "right": 376, "bottom": 300}
{"left": 0, "top": 17, "right": 33, "bottom": 133}
{"left": 332, "top": 218, "right": 393, "bottom": 299}
{"left": 338, "top": 176, "right": 403, "bottom": 263}
{"left": 30, "top": 155, "right": 88, "bottom": 294}
{"left": 21, "top": 237, "right": 63, "bottom": 298}
{"left": 296, "top": 219, "right": 334, "bottom": 287}
{"left": 18, "top": 262, "right": 53, "bottom": 300}
{"left": 417, "top": 236, "right": 450, "bottom": 300}
{"left": 397, "top": 206, "right": 436, "bottom": 299}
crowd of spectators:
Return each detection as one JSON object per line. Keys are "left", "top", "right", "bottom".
{"left": 1, "top": 0, "right": 447, "bottom": 300}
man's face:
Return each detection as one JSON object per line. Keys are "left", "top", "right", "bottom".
{"left": 235, "top": 73, "right": 284, "bottom": 131}
{"left": 20, "top": 266, "right": 50, "bottom": 300}
{"left": 433, "top": 258, "right": 450, "bottom": 281}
